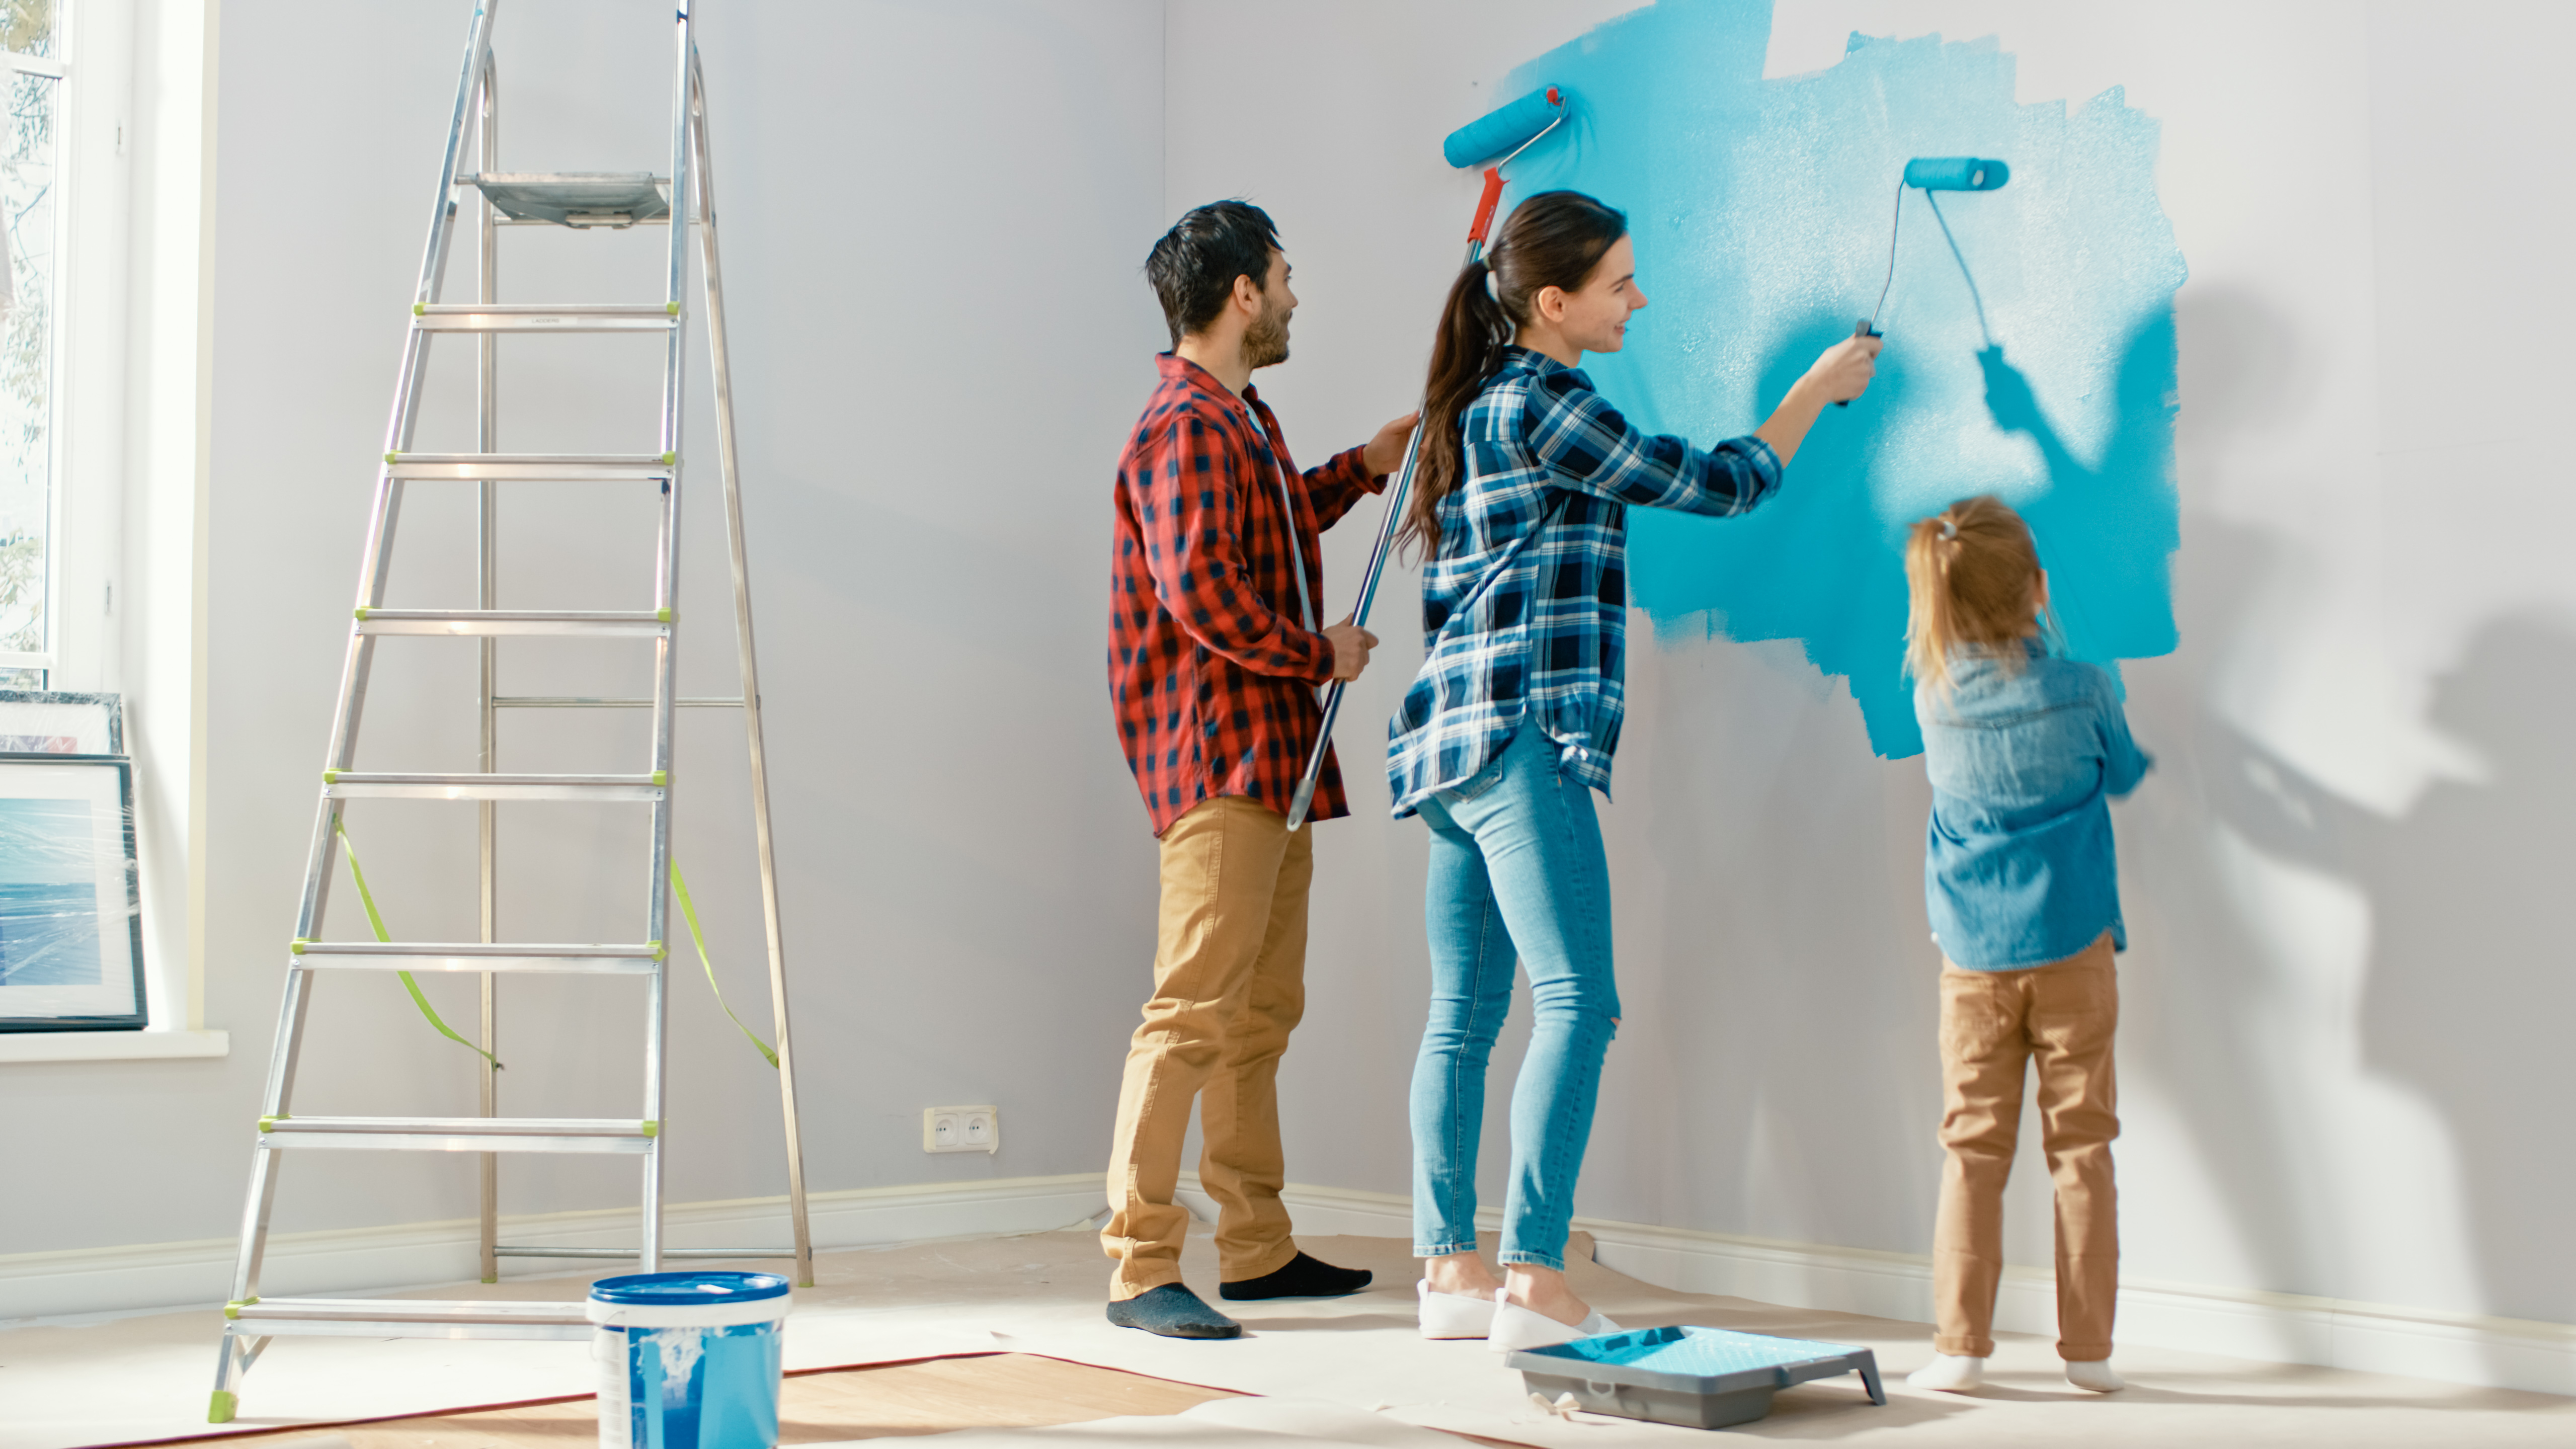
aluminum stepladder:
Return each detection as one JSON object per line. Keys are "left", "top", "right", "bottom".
{"left": 211, "top": 2, "right": 809, "bottom": 1421}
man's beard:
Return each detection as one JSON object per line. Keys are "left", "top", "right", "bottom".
{"left": 1244, "top": 297, "right": 1291, "bottom": 369}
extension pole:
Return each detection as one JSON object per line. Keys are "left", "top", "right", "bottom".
{"left": 1284, "top": 166, "right": 1522, "bottom": 831}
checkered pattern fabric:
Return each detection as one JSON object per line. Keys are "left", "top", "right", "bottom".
{"left": 1109, "top": 353, "right": 1384, "bottom": 835}
{"left": 1387, "top": 347, "right": 1782, "bottom": 818}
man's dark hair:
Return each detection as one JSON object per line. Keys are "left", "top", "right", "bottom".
{"left": 1144, "top": 200, "right": 1280, "bottom": 347}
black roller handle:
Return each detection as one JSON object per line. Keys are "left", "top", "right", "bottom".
{"left": 1834, "top": 318, "right": 1882, "bottom": 409}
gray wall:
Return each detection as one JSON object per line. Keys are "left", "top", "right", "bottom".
{"left": 7, "top": 0, "right": 1166, "bottom": 1253}
{"left": 1168, "top": 0, "right": 2576, "bottom": 1332}
{"left": 8, "top": 0, "right": 2569, "bottom": 1345}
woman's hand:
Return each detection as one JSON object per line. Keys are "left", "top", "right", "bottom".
{"left": 1804, "top": 333, "right": 1882, "bottom": 404}
{"left": 1754, "top": 334, "right": 1884, "bottom": 466}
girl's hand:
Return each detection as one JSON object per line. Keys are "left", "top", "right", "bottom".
{"left": 1804, "top": 334, "right": 1882, "bottom": 404}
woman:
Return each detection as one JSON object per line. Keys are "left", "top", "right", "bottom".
{"left": 1390, "top": 190, "right": 1879, "bottom": 1349}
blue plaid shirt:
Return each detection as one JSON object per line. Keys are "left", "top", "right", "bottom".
{"left": 1387, "top": 347, "right": 1782, "bottom": 818}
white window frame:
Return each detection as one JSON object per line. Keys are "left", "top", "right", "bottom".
{"left": 26, "top": 0, "right": 134, "bottom": 693}
{"left": 0, "top": 0, "right": 226, "bottom": 1059}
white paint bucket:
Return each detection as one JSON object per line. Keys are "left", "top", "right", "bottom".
{"left": 587, "top": 1271, "right": 791, "bottom": 1449}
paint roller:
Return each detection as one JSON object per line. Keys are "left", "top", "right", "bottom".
{"left": 1843, "top": 156, "right": 2010, "bottom": 404}
{"left": 1282, "top": 85, "right": 1570, "bottom": 831}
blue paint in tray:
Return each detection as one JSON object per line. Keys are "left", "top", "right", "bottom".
{"left": 1539, "top": 1324, "right": 1871, "bottom": 1375}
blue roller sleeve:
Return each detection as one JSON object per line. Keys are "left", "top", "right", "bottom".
{"left": 1903, "top": 156, "right": 2009, "bottom": 191}
{"left": 1444, "top": 86, "right": 1568, "bottom": 170}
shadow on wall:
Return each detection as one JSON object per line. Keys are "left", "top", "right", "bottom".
{"left": 2203, "top": 613, "right": 2576, "bottom": 1332}
{"left": 1497, "top": 5, "right": 2185, "bottom": 758}
{"left": 2122, "top": 516, "right": 2343, "bottom": 1308}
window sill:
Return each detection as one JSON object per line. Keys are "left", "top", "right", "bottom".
{"left": 0, "top": 1029, "right": 230, "bottom": 1063}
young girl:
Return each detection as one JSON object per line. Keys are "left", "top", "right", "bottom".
{"left": 1388, "top": 190, "right": 1880, "bottom": 1349}
{"left": 1901, "top": 494, "right": 2149, "bottom": 1394}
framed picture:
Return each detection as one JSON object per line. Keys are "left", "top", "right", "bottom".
{"left": 0, "top": 757, "right": 147, "bottom": 1032}
{"left": 0, "top": 690, "right": 126, "bottom": 756}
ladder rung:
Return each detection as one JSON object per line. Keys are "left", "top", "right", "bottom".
{"left": 291, "top": 941, "right": 661, "bottom": 975}
{"left": 259, "top": 1116, "right": 656, "bottom": 1155}
{"left": 387, "top": 452, "right": 674, "bottom": 481}
{"left": 495, "top": 695, "right": 744, "bottom": 709}
{"left": 227, "top": 1297, "right": 589, "bottom": 1341}
{"left": 356, "top": 609, "right": 671, "bottom": 637}
{"left": 324, "top": 771, "right": 665, "bottom": 801}
{"left": 415, "top": 303, "right": 678, "bottom": 333}
{"left": 494, "top": 1245, "right": 798, "bottom": 1260}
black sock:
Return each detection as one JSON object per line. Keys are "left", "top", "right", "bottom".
{"left": 1106, "top": 1283, "right": 1242, "bottom": 1339}
{"left": 1219, "top": 1251, "right": 1374, "bottom": 1301}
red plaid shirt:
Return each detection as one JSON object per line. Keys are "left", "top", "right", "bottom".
{"left": 1109, "top": 354, "right": 1384, "bottom": 835}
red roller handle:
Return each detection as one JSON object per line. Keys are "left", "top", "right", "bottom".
{"left": 1469, "top": 167, "right": 1505, "bottom": 248}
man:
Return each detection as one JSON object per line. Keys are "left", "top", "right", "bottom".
{"left": 1101, "top": 201, "right": 1416, "bottom": 1339}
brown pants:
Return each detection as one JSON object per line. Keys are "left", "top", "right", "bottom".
{"left": 1933, "top": 933, "right": 2120, "bottom": 1360}
{"left": 1101, "top": 794, "right": 1310, "bottom": 1300}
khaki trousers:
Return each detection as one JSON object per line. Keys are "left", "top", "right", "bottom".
{"left": 1102, "top": 794, "right": 1310, "bottom": 1300}
{"left": 1933, "top": 932, "right": 2120, "bottom": 1361}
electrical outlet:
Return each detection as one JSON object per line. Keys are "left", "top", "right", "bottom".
{"left": 923, "top": 1104, "right": 999, "bottom": 1155}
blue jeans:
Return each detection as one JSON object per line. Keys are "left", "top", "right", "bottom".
{"left": 1410, "top": 723, "right": 1620, "bottom": 1270}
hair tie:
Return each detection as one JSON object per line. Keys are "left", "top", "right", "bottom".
{"left": 1484, "top": 266, "right": 1501, "bottom": 301}
{"left": 1939, "top": 517, "right": 1959, "bottom": 540}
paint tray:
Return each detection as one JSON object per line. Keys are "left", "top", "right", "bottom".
{"left": 1506, "top": 1325, "right": 1885, "bottom": 1430}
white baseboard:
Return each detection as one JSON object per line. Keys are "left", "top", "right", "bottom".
{"left": 1252, "top": 1176, "right": 2576, "bottom": 1399}
{"left": 0, "top": 1174, "right": 1104, "bottom": 1322}
{"left": 17, "top": 1171, "right": 2571, "bottom": 1400}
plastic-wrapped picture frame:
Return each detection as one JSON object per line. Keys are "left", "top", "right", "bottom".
{"left": 0, "top": 754, "right": 146, "bottom": 1031}
{"left": 0, "top": 689, "right": 126, "bottom": 756}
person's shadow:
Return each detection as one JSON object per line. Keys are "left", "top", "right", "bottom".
{"left": 1979, "top": 338, "right": 2180, "bottom": 669}
{"left": 2202, "top": 614, "right": 2576, "bottom": 1339}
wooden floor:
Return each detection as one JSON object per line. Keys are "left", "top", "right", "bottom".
{"left": 158, "top": 1354, "right": 1241, "bottom": 1447}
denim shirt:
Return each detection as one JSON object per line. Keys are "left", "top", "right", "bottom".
{"left": 1918, "top": 643, "right": 2151, "bottom": 969}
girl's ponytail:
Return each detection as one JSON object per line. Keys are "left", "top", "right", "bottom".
{"left": 1903, "top": 495, "right": 2046, "bottom": 697}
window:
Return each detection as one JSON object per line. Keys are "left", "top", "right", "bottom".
{"left": 0, "top": 0, "right": 59, "bottom": 688}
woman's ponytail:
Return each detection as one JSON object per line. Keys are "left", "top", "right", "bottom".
{"left": 1400, "top": 191, "right": 1631, "bottom": 561}
{"left": 1401, "top": 259, "right": 1513, "bottom": 559}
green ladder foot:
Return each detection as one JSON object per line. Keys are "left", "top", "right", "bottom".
{"left": 208, "top": 1390, "right": 237, "bottom": 1423}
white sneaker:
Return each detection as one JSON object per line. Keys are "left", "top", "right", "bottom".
{"left": 1488, "top": 1288, "right": 1621, "bottom": 1353}
{"left": 1416, "top": 1279, "right": 1497, "bottom": 1339}
{"left": 2065, "top": 1358, "right": 2126, "bottom": 1392}
{"left": 1907, "top": 1353, "right": 1987, "bottom": 1392}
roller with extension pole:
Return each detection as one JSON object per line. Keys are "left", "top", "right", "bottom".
{"left": 1837, "top": 155, "right": 2010, "bottom": 405}
{"left": 1282, "top": 85, "right": 1571, "bottom": 831}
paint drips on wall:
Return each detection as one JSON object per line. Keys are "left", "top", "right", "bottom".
{"left": 1499, "top": 1, "right": 2185, "bottom": 756}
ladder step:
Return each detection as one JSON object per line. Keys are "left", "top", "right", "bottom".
{"left": 227, "top": 1297, "right": 590, "bottom": 1341}
{"left": 495, "top": 1245, "right": 798, "bottom": 1260}
{"left": 259, "top": 1116, "right": 656, "bottom": 1155}
{"left": 291, "top": 941, "right": 662, "bottom": 975}
{"left": 496, "top": 695, "right": 743, "bottom": 709}
{"left": 356, "top": 609, "right": 671, "bottom": 638}
{"left": 463, "top": 172, "right": 670, "bottom": 228}
{"left": 323, "top": 771, "right": 666, "bottom": 801}
{"left": 415, "top": 303, "right": 677, "bottom": 333}
{"left": 387, "top": 452, "right": 675, "bottom": 482}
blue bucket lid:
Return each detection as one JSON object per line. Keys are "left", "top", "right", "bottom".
{"left": 588, "top": 1270, "right": 791, "bottom": 1306}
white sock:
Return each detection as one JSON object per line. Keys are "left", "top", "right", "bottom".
{"left": 2065, "top": 1358, "right": 2125, "bottom": 1392}
{"left": 1907, "top": 1353, "right": 1987, "bottom": 1392}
